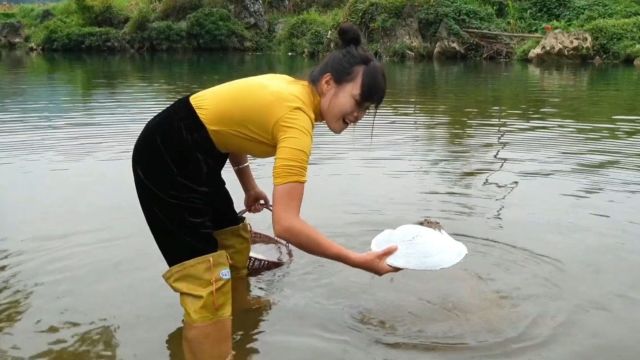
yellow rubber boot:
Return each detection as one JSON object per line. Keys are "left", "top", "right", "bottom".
{"left": 213, "top": 221, "right": 251, "bottom": 278}
{"left": 163, "top": 250, "right": 234, "bottom": 360}
{"left": 215, "top": 221, "right": 271, "bottom": 313}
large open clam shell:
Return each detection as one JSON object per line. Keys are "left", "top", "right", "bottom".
{"left": 371, "top": 223, "right": 467, "bottom": 270}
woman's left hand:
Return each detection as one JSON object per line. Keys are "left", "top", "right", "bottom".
{"left": 244, "top": 188, "right": 270, "bottom": 213}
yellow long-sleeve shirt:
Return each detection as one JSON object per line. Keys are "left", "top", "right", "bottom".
{"left": 190, "top": 74, "right": 321, "bottom": 185}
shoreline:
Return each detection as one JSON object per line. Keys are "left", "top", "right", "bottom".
{"left": 1, "top": 0, "right": 639, "bottom": 65}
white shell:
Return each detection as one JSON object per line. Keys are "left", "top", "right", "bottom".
{"left": 370, "top": 224, "right": 467, "bottom": 270}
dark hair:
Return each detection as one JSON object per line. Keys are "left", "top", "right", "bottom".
{"left": 309, "top": 23, "right": 386, "bottom": 109}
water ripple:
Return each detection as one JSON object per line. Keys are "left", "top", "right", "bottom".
{"left": 346, "top": 234, "right": 566, "bottom": 356}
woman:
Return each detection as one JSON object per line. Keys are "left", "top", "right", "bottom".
{"left": 132, "top": 23, "right": 398, "bottom": 360}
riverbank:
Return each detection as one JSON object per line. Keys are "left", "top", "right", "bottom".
{"left": 1, "top": 0, "right": 640, "bottom": 64}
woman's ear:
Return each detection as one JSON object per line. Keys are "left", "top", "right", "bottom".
{"left": 318, "top": 73, "right": 335, "bottom": 96}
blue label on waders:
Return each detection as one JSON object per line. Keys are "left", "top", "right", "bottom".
{"left": 219, "top": 269, "right": 231, "bottom": 280}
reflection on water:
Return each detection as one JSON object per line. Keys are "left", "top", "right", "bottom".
{"left": 0, "top": 249, "right": 32, "bottom": 334}
{"left": 164, "top": 275, "right": 275, "bottom": 360}
{"left": 1, "top": 50, "right": 639, "bottom": 359}
{"left": 347, "top": 234, "right": 565, "bottom": 355}
{"left": 30, "top": 324, "right": 118, "bottom": 359}
{"left": 482, "top": 107, "right": 518, "bottom": 222}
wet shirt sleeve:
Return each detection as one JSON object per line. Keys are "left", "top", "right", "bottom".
{"left": 273, "top": 108, "right": 313, "bottom": 185}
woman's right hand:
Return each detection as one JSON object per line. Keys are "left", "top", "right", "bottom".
{"left": 352, "top": 245, "right": 401, "bottom": 276}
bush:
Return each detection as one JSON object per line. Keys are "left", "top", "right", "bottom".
{"left": 518, "top": 0, "right": 574, "bottom": 22}
{"left": 476, "top": 0, "right": 510, "bottom": 18}
{"left": 158, "top": 0, "right": 202, "bottom": 21}
{"left": 275, "top": 9, "right": 339, "bottom": 57}
{"left": 185, "top": 7, "right": 249, "bottom": 50}
{"left": 123, "top": 2, "right": 154, "bottom": 34}
{"left": 515, "top": 38, "right": 538, "bottom": 60}
{"left": 416, "top": 0, "right": 504, "bottom": 40}
{"left": 281, "top": 0, "right": 345, "bottom": 13}
{"left": 0, "top": 12, "right": 16, "bottom": 21}
{"left": 628, "top": 43, "right": 640, "bottom": 58}
{"left": 584, "top": 16, "right": 640, "bottom": 61}
{"left": 73, "top": 0, "right": 128, "bottom": 28}
{"left": 386, "top": 40, "right": 427, "bottom": 60}
{"left": 37, "top": 19, "right": 124, "bottom": 50}
{"left": 127, "top": 20, "right": 186, "bottom": 50}
{"left": 13, "top": 4, "right": 56, "bottom": 27}
{"left": 344, "top": 0, "right": 506, "bottom": 59}
{"left": 344, "top": 0, "right": 406, "bottom": 44}
{"left": 571, "top": 0, "right": 640, "bottom": 25}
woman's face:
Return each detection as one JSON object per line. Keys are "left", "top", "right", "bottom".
{"left": 318, "top": 67, "right": 371, "bottom": 134}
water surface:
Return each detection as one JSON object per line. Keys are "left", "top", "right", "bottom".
{"left": 1, "top": 51, "right": 639, "bottom": 359}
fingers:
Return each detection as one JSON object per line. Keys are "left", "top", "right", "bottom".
{"left": 376, "top": 246, "right": 400, "bottom": 275}
{"left": 354, "top": 247, "right": 401, "bottom": 276}
{"left": 248, "top": 201, "right": 267, "bottom": 213}
{"left": 379, "top": 263, "right": 401, "bottom": 275}
{"left": 261, "top": 196, "right": 271, "bottom": 206}
{"left": 244, "top": 191, "right": 269, "bottom": 213}
{"left": 378, "top": 245, "right": 398, "bottom": 258}
{"left": 387, "top": 265, "right": 402, "bottom": 273}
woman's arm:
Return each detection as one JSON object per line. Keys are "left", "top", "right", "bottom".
{"left": 229, "top": 153, "right": 258, "bottom": 193}
{"left": 272, "top": 182, "right": 398, "bottom": 276}
{"left": 229, "top": 153, "right": 269, "bottom": 212}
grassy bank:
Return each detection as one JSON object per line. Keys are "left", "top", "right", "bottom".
{"left": 1, "top": 0, "right": 639, "bottom": 63}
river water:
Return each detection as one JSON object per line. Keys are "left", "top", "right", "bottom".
{"left": 1, "top": 51, "right": 639, "bottom": 359}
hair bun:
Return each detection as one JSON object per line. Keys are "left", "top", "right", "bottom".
{"left": 337, "top": 23, "right": 362, "bottom": 48}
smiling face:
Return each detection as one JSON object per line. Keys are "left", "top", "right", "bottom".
{"left": 316, "top": 66, "right": 371, "bottom": 134}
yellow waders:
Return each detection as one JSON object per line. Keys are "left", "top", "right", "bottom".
{"left": 162, "top": 221, "right": 251, "bottom": 360}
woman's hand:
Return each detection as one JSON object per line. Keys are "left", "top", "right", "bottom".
{"left": 351, "top": 245, "right": 401, "bottom": 276}
{"left": 244, "top": 188, "right": 270, "bottom": 213}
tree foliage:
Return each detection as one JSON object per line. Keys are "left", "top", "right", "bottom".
{"left": 185, "top": 8, "right": 249, "bottom": 50}
{"left": 276, "top": 9, "right": 340, "bottom": 56}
